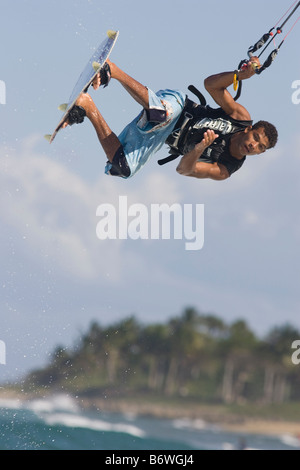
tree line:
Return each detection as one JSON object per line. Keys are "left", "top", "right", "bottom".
{"left": 26, "top": 308, "right": 300, "bottom": 404}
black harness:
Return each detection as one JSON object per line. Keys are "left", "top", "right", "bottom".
{"left": 158, "top": 86, "right": 252, "bottom": 168}
{"left": 158, "top": 94, "right": 201, "bottom": 166}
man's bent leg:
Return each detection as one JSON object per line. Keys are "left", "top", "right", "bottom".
{"left": 93, "top": 59, "right": 149, "bottom": 110}
{"left": 74, "top": 93, "right": 130, "bottom": 177}
{"left": 75, "top": 93, "right": 121, "bottom": 162}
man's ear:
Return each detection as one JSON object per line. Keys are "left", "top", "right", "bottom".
{"left": 244, "top": 126, "right": 252, "bottom": 134}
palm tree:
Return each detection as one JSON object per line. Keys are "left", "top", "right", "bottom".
{"left": 261, "top": 324, "right": 300, "bottom": 403}
{"left": 219, "top": 320, "right": 258, "bottom": 404}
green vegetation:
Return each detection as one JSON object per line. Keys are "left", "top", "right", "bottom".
{"left": 25, "top": 308, "right": 300, "bottom": 407}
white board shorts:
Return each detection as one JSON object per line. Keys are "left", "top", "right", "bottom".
{"left": 105, "top": 88, "right": 186, "bottom": 178}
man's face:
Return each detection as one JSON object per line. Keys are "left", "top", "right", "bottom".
{"left": 242, "top": 127, "right": 270, "bottom": 156}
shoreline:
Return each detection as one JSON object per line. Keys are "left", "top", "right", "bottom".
{"left": 79, "top": 397, "right": 300, "bottom": 437}
{"left": 1, "top": 389, "right": 300, "bottom": 438}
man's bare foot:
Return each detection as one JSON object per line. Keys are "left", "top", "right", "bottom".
{"left": 92, "top": 72, "right": 101, "bottom": 90}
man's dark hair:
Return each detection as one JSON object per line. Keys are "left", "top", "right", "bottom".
{"left": 252, "top": 120, "right": 278, "bottom": 149}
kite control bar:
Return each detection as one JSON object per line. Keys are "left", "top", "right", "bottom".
{"left": 234, "top": 1, "right": 300, "bottom": 100}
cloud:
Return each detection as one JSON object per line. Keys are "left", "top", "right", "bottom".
{"left": 0, "top": 135, "right": 189, "bottom": 379}
{"left": 0, "top": 136, "right": 186, "bottom": 285}
{"left": 1, "top": 137, "right": 117, "bottom": 281}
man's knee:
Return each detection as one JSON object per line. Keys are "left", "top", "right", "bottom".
{"left": 107, "top": 145, "right": 131, "bottom": 178}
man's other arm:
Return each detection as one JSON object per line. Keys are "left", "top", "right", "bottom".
{"left": 176, "top": 130, "right": 230, "bottom": 181}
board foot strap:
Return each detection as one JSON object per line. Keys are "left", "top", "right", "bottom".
{"left": 100, "top": 62, "right": 112, "bottom": 88}
{"left": 68, "top": 105, "right": 86, "bottom": 125}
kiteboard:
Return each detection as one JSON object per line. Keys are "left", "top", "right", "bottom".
{"left": 45, "top": 30, "right": 119, "bottom": 143}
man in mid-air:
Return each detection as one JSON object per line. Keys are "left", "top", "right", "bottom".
{"left": 63, "top": 57, "right": 278, "bottom": 181}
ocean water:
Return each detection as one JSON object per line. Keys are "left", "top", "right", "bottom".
{"left": 0, "top": 395, "right": 299, "bottom": 451}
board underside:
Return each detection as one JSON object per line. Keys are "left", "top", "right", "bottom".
{"left": 47, "top": 30, "right": 119, "bottom": 143}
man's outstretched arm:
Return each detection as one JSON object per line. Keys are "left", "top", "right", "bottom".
{"left": 204, "top": 57, "right": 260, "bottom": 121}
{"left": 176, "top": 130, "right": 229, "bottom": 181}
